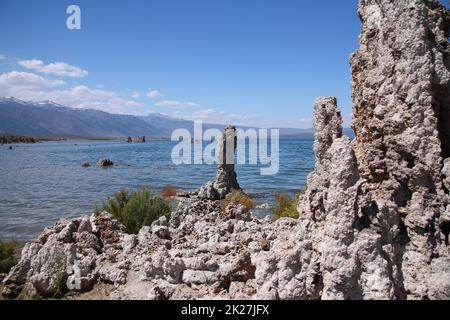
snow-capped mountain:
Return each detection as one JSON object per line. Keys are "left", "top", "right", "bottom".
{"left": 0, "top": 97, "right": 335, "bottom": 138}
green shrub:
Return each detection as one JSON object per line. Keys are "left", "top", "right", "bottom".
{"left": 0, "top": 241, "right": 23, "bottom": 274}
{"left": 273, "top": 192, "right": 302, "bottom": 220}
{"left": 95, "top": 187, "right": 171, "bottom": 234}
{"left": 221, "top": 189, "right": 255, "bottom": 213}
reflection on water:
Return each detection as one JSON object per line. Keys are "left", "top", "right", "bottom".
{"left": 0, "top": 139, "right": 314, "bottom": 240}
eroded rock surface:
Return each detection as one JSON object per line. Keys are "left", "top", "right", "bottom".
{"left": 254, "top": 0, "right": 450, "bottom": 300}
{"left": 196, "top": 125, "right": 240, "bottom": 200}
{"left": 2, "top": 202, "right": 287, "bottom": 299}
{"left": 351, "top": 0, "right": 450, "bottom": 300}
{"left": 293, "top": 0, "right": 450, "bottom": 300}
{"left": 97, "top": 158, "right": 114, "bottom": 167}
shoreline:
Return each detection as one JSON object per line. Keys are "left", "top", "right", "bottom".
{"left": 2, "top": 134, "right": 319, "bottom": 144}
{"left": 1, "top": 133, "right": 174, "bottom": 144}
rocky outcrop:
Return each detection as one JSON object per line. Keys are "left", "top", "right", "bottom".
{"left": 252, "top": 98, "right": 365, "bottom": 300}
{"left": 196, "top": 125, "right": 240, "bottom": 200}
{"left": 214, "top": 125, "right": 240, "bottom": 195}
{"left": 252, "top": 0, "right": 450, "bottom": 301}
{"left": 97, "top": 159, "right": 114, "bottom": 167}
{"left": 0, "top": 134, "right": 36, "bottom": 144}
{"left": 127, "top": 136, "right": 146, "bottom": 143}
{"left": 293, "top": 0, "right": 450, "bottom": 300}
{"left": 2, "top": 215, "right": 111, "bottom": 298}
{"left": 351, "top": 0, "right": 450, "bottom": 300}
{"left": 1, "top": 202, "right": 283, "bottom": 299}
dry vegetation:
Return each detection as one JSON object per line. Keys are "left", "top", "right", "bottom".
{"left": 0, "top": 241, "right": 24, "bottom": 274}
{"left": 273, "top": 192, "right": 302, "bottom": 220}
{"left": 161, "top": 186, "right": 178, "bottom": 197}
{"left": 221, "top": 189, "right": 255, "bottom": 212}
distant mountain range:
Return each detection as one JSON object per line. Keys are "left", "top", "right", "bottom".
{"left": 0, "top": 97, "right": 354, "bottom": 139}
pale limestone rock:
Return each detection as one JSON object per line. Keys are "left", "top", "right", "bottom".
{"left": 2, "top": 242, "right": 42, "bottom": 298}
{"left": 289, "top": 0, "right": 450, "bottom": 300}
{"left": 214, "top": 125, "right": 240, "bottom": 196}
{"left": 350, "top": 0, "right": 450, "bottom": 300}
{"left": 2, "top": 213, "right": 125, "bottom": 298}
{"left": 182, "top": 270, "right": 218, "bottom": 285}
{"left": 443, "top": 159, "right": 450, "bottom": 191}
{"left": 197, "top": 125, "right": 240, "bottom": 200}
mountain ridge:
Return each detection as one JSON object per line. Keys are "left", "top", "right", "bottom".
{"left": 0, "top": 97, "right": 353, "bottom": 139}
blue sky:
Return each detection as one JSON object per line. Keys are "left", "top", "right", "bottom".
{"left": 1, "top": 0, "right": 442, "bottom": 128}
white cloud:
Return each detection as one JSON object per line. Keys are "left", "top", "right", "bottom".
{"left": 131, "top": 91, "right": 141, "bottom": 99}
{"left": 76, "top": 97, "right": 143, "bottom": 114}
{"left": 298, "top": 117, "right": 313, "bottom": 124}
{"left": 166, "top": 108, "right": 259, "bottom": 126}
{"left": 106, "top": 98, "right": 142, "bottom": 108}
{"left": 155, "top": 100, "right": 200, "bottom": 109}
{"left": 125, "top": 100, "right": 142, "bottom": 107}
{"left": 24, "top": 86, "right": 143, "bottom": 114}
{"left": 18, "top": 59, "right": 88, "bottom": 78}
{"left": 0, "top": 71, "right": 65, "bottom": 90}
{"left": 165, "top": 108, "right": 316, "bottom": 129}
{"left": 147, "top": 90, "right": 161, "bottom": 99}
{"left": 0, "top": 71, "right": 143, "bottom": 114}
{"left": 46, "top": 85, "right": 116, "bottom": 105}
{"left": 0, "top": 84, "right": 111, "bottom": 107}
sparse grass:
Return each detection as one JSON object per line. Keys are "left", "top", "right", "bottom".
{"left": 0, "top": 241, "right": 23, "bottom": 274}
{"left": 95, "top": 187, "right": 171, "bottom": 234}
{"left": 161, "top": 186, "right": 178, "bottom": 197}
{"left": 221, "top": 189, "right": 255, "bottom": 213}
{"left": 273, "top": 192, "right": 302, "bottom": 220}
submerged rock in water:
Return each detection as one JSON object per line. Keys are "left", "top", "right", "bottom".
{"left": 81, "top": 162, "right": 91, "bottom": 168}
{"left": 127, "top": 136, "right": 146, "bottom": 143}
{"left": 97, "top": 159, "right": 114, "bottom": 167}
{"left": 0, "top": 134, "right": 37, "bottom": 145}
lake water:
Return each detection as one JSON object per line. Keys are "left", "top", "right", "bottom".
{"left": 0, "top": 139, "right": 315, "bottom": 240}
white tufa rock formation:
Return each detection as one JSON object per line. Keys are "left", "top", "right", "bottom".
{"left": 196, "top": 125, "right": 240, "bottom": 200}
{"left": 296, "top": 0, "right": 450, "bottom": 299}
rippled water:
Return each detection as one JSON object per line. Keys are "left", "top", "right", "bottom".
{"left": 0, "top": 139, "right": 314, "bottom": 240}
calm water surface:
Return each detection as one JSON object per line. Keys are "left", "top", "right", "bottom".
{"left": 0, "top": 139, "right": 314, "bottom": 240}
